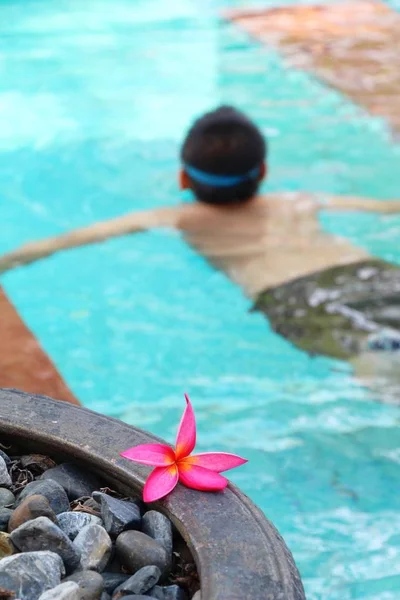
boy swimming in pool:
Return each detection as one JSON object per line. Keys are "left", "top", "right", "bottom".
{"left": 1, "top": 106, "right": 400, "bottom": 363}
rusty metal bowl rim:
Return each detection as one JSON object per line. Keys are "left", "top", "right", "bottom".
{"left": 0, "top": 388, "right": 305, "bottom": 600}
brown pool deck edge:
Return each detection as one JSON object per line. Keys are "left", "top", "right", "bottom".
{"left": 224, "top": 1, "right": 400, "bottom": 134}
{"left": 0, "top": 287, "right": 80, "bottom": 405}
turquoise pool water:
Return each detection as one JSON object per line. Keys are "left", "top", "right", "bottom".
{"left": 1, "top": 0, "right": 400, "bottom": 597}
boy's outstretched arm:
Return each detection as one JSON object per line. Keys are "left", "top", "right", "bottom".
{"left": 321, "top": 196, "right": 400, "bottom": 214}
{"left": 0, "top": 206, "right": 181, "bottom": 275}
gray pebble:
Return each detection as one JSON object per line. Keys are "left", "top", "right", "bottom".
{"left": 73, "top": 524, "right": 112, "bottom": 572}
{"left": 192, "top": 592, "right": 201, "bottom": 600}
{"left": 92, "top": 492, "right": 141, "bottom": 537}
{"left": 0, "top": 450, "right": 11, "bottom": 466}
{"left": 41, "top": 463, "right": 100, "bottom": 500}
{"left": 116, "top": 530, "right": 169, "bottom": 575}
{"left": 17, "top": 479, "right": 70, "bottom": 514}
{"left": 0, "top": 551, "right": 65, "bottom": 600}
{"left": 0, "top": 508, "right": 13, "bottom": 532}
{"left": 113, "top": 565, "right": 161, "bottom": 597}
{"left": 64, "top": 570, "right": 105, "bottom": 599}
{"left": 57, "top": 511, "right": 102, "bottom": 540}
{"left": 38, "top": 581, "right": 81, "bottom": 599}
{"left": 0, "top": 457, "right": 11, "bottom": 488}
{"left": 0, "top": 488, "right": 15, "bottom": 508}
{"left": 101, "top": 594, "right": 111, "bottom": 600}
{"left": 142, "top": 511, "right": 173, "bottom": 556}
{"left": 10, "top": 516, "right": 81, "bottom": 573}
{"left": 149, "top": 586, "right": 188, "bottom": 600}
{"left": 102, "top": 572, "right": 130, "bottom": 594}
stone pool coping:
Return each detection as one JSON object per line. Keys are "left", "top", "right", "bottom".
{"left": 0, "top": 388, "right": 305, "bottom": 600}
{"left": 224, "top": 1, "right": 400, "bottom": 135}
{"left": 0, "top": 287, "right": 79, "bottom": 405}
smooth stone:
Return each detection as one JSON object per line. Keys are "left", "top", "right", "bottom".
{"left": 102, "top": 572, "right": 130, "bottom": 595}
{"left": 63, "top": 570, "right": 105, "bottom": 599}
{"left": 0, "top": 551, "right": 65, "bottom": 600}
{"left": 142, "top": 511, "right": 173, "bottom": 556}
{"left": 0, "top": 532, "right": 14, "bottom": 558}
{"left": 17, "top": 479, "right": 70, "bottom": 515}
{"left": 0, "top": 508, "right": 13, "bottom": 532}
{"left": 92, "top": 492, "right": 141, "bottom": 537}
{"left": 192, "top": 592, "right": 201, "bottom": 600}
{"left": 73, "top": 524, "right": 112, "bottom": 572}
{"left": 38, "top": 581, "right": 80, "bottom": 600}
{"left": 100, "top": 594, "right": 111, "bottom": 600}
{"left": 149, "top": 586, "right": 188, "bottom": 600}
{"left": 0, "top": 450, "right": 11, "bottom": 466}
{"left": 113, "top": 565, "right": 161, "bottom": 598}
{"left": 116, "top": 531, "right": 169, "bottom": 575}
{"left": 57, "top": 511, "right": 102, "bottom": 540}
{"left": 0, "top": 488, "right": 15, "bottom": 509}
{"left": 41, "top": 463, "right": 100, "bottom": 500}
{"left": 0, "top": 457, "right": 11, "bottom": 488}
{"left": 8, "top": 494, "right": 58, "bottom": 533}
{"left": 10, "top": 516, "right": 81, "bottom": 573}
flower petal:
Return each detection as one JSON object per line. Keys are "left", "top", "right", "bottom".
{"left": 178, "top": 463, "right": 228, "bottom": 492}
{"left": 175, "top": 394, "right": 196, "bottom": 460}
{"left": 143, "top": 465, "right": 179, "bottom": 503}
{"left": 120, "top": 444, "right": 175, "bottom": 466}
{"left": 180, "top": 452, "right": 248, "bottom": 473}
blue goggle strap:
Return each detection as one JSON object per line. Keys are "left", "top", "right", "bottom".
{"left": 183, "top": 164, "right": 261, "bottom": 187}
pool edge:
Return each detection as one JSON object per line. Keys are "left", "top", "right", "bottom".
{"left": 0, "top": 286, "right": 80, "bottom": 406}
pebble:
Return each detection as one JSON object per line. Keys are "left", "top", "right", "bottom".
{"left": 63, "top": 570, "right": 105, "bottom": 599}
{"left": 116, "top": 531, "right": 169, "bottom": 575}
{"left": 17, "top": 479, "right": 70, "bottom": 515}
{"left": 38, "top": 581, "right": 81, "bottom": 600}
{"left": 92, "top": 492, "right": 141, "bottom": 537}
{"left": 0, "top": 508, "right": 13, "bottom": 532}
{"left": 0, "top": 551, "right": 65, "bottom": 600}
{"left": 8, "top": 494, "right": 58, "bottom": 533}
{"left": 101, "top": 594, "right": 111, "bottom": 600}
{"left": 73, "top": 524, "right": 112, "bottom": 572}
{"left": 113, "top": 565, "right": 161, "bottom": 598}
{"left": 192, "top": 592, "right": 201, "bottom": 600}
{"left": 10, "top": 516, "right": 81, "bottom": 573}
{"left": 41, "top": 463, "right": 100, "bottom": 500}
{"left": 57, "top": 511, "right": 102, "bottom": 540}
{"left": 152, "top": 585, "right": 188, "bottom": 600}
{"left": 142, "top": 511, "right": 173, "bottom": 556}
{"left": 0, "top": 488, "right": 15, "bottom": 508}
{"left": 101, "top": 572, "right": 130, "bottom": 595}
{"left": 0, "top": 450, "right": 11, "bottom": 466}
{"left": 0, "top": 457, "right": 11, "bottom": 488}
{"left": 0, "top": 531, "right": 14, "bottom": 558}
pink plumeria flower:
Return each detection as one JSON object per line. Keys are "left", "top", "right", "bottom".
{"left": 120, "top": 394, "right": 247, "bottom": 503}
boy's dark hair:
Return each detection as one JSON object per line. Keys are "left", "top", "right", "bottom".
{"left": 181, "top": 106, "right": 267, "bottom": 205}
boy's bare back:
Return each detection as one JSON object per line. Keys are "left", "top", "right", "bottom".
{"left": 180, "top": 193, "right": 371, "bottom": 297}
